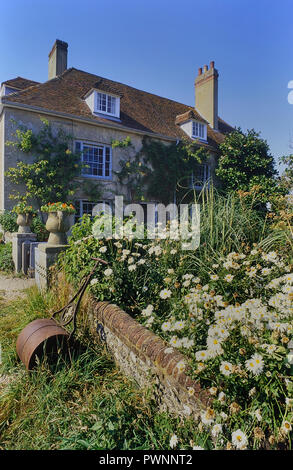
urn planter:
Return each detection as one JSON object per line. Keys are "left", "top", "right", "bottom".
{"left": 45, "top": 211, "right": 72, "bottom": 245}
{"left": 16, "top": 213, "right": 33, "bottom": 234}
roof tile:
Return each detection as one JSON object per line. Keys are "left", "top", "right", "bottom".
{"left": 2, "top": 68, "right": 234, "bottom": 148}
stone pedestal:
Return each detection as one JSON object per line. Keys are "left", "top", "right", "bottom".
{"left": 35, "top": 243, "right": 68, "bottom": 290}
{"left": 12, "top": 232, "right": 37, "bottom": 273}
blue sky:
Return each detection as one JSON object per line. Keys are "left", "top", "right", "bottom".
{"left": 1, "top": 0, "right": 292, "bottom": 172}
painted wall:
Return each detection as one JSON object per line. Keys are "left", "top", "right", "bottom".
{"left": 2, "top": 107, "right": 218, "bottom": 211}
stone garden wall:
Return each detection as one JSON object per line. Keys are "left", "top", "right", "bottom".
{"left": 87, "top": 299, "right": 211, "bottom": 419}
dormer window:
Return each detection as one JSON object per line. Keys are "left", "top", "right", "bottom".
{"left": 96, "top": 92, "right": 117, "bottom": 115}
{"left": 85, "top": 88, "right": 120, "bottom": 119}
{"left": 0, "top": 85, "right": 20, "bottom": 97}
{"left": 192, "top": 121, "right": 206, "bottom": 139}
{"left": 175, "top": 111, "right": 207, "bottom": 141}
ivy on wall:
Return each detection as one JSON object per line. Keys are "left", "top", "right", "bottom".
{"left": 113, "top": 136, "right": 210, "bottom": 205}
{"left": 5, "top": 118, "right": 84, "bottom": 210}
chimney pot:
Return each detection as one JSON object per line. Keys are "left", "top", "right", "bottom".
{"left": 198, "top": 67, "right": 202, "bottom": 76}
{"left": 195, "top": 61, "right": 219, "bottom": 130}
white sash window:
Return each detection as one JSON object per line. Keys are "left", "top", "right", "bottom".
{"left": 75, "top": 141, "right": 112, "bottom": 179}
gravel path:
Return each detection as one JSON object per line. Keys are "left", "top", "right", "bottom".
{"left": 0, "top": 274, "right": 36, "bottom": 303}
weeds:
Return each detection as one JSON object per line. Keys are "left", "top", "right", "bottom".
{"left": 0, "top": 285, "right": 201, "bottom": 450}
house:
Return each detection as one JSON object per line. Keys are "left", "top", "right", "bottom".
{"left": 0, "top": 40, "right": 234, "bottom": 219}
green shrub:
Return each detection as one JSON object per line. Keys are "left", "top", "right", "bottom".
{"left": 30, "top": 216, "right": 48, "bottom": 242}
{"left": 0, "top": 210, "right": 48, "bottom": 242}
{"left": 0, "top": 243, "right": 14, "bottom": 272}
{"left": 0, "top": 211, "right": 18, "bottom": 233}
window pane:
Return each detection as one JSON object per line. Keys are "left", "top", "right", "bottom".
{"left": 107, "top": 96, "right": 116, "bottom": 114}
{"left": 81, "top": 143, "right": 111, "bottom": 178}
{"left": 97, "top": 93, "right": 107, "bottom": 112}
{"left": 192, "top": 122, "right": 206, "bottom": 139}
{"left": 192, "top": 164, "right": 209, "bottom": 187}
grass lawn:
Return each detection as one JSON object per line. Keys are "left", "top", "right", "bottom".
{"left": 0, "top": 286, "right": 202, "bottom": 451}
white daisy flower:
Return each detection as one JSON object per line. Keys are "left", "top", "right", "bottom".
{"left": 159, "top": 289, "right": 172, "bottom": 299}
{"left": 141, "top": 305, "right": 154, "bottom": 317}
{"left": 281, "top": 421, "right": 292, "bottom": 434}
{"left": 145, "top": 316, "right": 154, "bottom": 327}
{"left": 161, "top": 321, "right": 171, "bottom": 332}
{"left": 220, "top": 361, "right": 233, "bottom": 376}
{"left": 169, "top": 336, "right": 181, "bottom": 347}
{"left": 231, "top": 429, "right": 248, "bottom": 449}
{"left": 211, "top": 424, "right": 223, "bottom": 437}
{"left": 195, "top": 350, "right": 210, "bottom": 362}
{"left": 173, "top": 320, "right": 185, "bottom": 330}
{"left": 201, "top": 408, "right": 215, "bottom": 426}
{"left": 169, "top": 434, "right": 178, "bottom": 448}
{"left": 218, "top": 392, "right": 226, "bottom": 403}
{"left": 128, "top": 264, "right": 137, "bottom": 272}
{"left": 245, "top": 354, "right": 264, "bottom": 375}
{"left": 104, "top": 268, "right": 113, "bottom": 277}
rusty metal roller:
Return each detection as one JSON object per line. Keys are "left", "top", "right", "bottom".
{"left": 16, "top": 318, "right": 69, "bottom": 370}
{"left": 16, "top": 258, "right": 108, "bottom": 370}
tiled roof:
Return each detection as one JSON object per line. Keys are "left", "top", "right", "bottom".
{"left": 1, "top": 68, "right": 234, "bottom": 149}
{"left": 2, "top": 76, "right": 40, "bottom": 90}
{"left": 175, "top": 109, "right": 208, "bottom": 125}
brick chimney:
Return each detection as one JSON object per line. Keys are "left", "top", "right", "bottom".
{"left": 48, "top": 40, "right": 68, "bottom": 80}
{"left": 195, "top": 60, "right": 219, "bottom": 130}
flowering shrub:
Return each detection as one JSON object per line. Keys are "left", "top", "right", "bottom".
{"left": 12, "top": 202, "right": 37, "bottom": 215}
{"left": 60, "top": 214, "right": 293, "bottom": 450}
{"left": 41, "top": 202, "right": 75, "bottom": 213}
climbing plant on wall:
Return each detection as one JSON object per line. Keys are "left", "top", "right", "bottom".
{"left": 5, "top": 118, "right": 84, "bottom": 210}
{"left": 112, "top": 137, "right": 150, "bottom": 203}
{"left": 114, "top": 136, "right": 210, "bottom": 205}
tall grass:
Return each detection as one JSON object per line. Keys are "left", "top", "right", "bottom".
{"left": 187, "top": 185, "right": 291, "bottom": 275}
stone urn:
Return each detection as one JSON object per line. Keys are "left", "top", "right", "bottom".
{"left": 45, "top": 211, "right": 72, "bottom": 245}
{"left": 16, "top": 213, "right": 33, "bottom": 234}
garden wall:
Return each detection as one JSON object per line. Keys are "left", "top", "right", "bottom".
{"left": 87, "top": 299, "right": 211, "bottom": 419}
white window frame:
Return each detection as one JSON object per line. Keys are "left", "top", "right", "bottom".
{"left": 191, "top": 163, "right": 211, "bottom": 190}
{"left": 192, "top": 121, "right": 207, "bottom": 140}
{"left": 76, "top": 141, "right": 112, "bottom": 180}
{"left": 74, "top": 200, "right": 111, "bottom": 223}
{"left": 94, "top": 90, "right": 120, "bottom": 118}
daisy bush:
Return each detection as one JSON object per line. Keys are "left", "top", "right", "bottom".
{"left": 60, "top": 214, "right": 293, "bottom": 450}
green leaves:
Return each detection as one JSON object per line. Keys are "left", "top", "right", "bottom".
{"left": 216, "top": 128, "right": 277, "bottom": 193}
{"left": 5, "top": 119, "right": 84, "bottom": 208}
